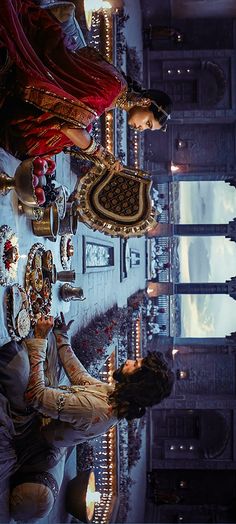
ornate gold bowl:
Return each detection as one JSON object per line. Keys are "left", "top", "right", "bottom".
{"left": 0, "top": 159, "right": 39, "bottom": 207}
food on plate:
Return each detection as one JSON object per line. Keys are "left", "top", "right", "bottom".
{"left": 44, "top": 156, "right": 56, "bottom": 175}
{"left": 32, "top": 295, "right": 44, "bottom": 314}
{"left": 32, "top": 175, "right": 39, "bottom": 188}
{"left": 33, "top": 252, "right": 42, "bottom": 269}
{"left": 42, "top": 250, "right": 53, "bottom": 270}
{"left": 41, "top": 277, "right": 51, "bottom": 301}
{"left": 67, "top": 238, "right": 74, "bottom": 258}
{"left": 37, "top": 175, "right": 47, "bottom": 188}
{"left": 35, "top": 187, "right": 46, "bottom": 205}
{"left": 11, "top": 285, "right": 23, "bottom": 319}
{"left": 33, "top": 157, "right": 48, "bottom": 176}
{"left": 30, "top": 268, "right": 43, "bottom": 292}
{"left": 16, "top": 309, "right": 31, "bottom": 338}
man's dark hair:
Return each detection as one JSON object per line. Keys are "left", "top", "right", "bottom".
{"left": 110, "top": 351, "right": 174, "bottom": 421}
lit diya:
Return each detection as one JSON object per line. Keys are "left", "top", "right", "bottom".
{"left": 66, "top": 470, "right": 101, "bottom": 523}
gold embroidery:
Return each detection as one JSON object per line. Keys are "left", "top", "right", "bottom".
{"left": 28, "top": 141, "right": 43, "bottom": 154}
{"left": 22, "top": 86, "right": 97, "bottom": 128}
{"left": 46, "top": 134, "right": 63, "bottom": 148}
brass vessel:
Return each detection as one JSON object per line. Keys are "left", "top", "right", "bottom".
{"left": 32, "top": 204, "right": 59, "bottom": 241}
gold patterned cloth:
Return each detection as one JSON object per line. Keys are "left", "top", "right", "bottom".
{"left": 75, "top": 164, "right": 158, "bottom": 238}
{"left": 0, "top": 1, "right": 127, "bottom": 157}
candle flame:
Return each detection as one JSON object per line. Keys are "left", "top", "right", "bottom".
{"left": 170, "top": 163, "right": 179, "bottom": 173}
{"left": 172, "top": 349, "right": 179, "bottom": 360}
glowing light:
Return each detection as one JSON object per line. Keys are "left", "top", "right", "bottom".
{"left": 86, "top": 490, "right": 101, "bottom": 504}
{"left": 170, "top": 163, "right": 180, "bottom": 173}
{"left": 172, "top": 349, "right": 179, "bottom": 357}
{"left": 84, "top": 0, "right": 112, "bottom": 30}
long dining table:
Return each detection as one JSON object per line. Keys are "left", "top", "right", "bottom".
{"left": 0, "top": 149, "right": 73, "bottom": 346}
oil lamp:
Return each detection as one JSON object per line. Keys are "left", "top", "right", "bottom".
{"left": 66, "top": 470, "right": 101, "bottom": 523}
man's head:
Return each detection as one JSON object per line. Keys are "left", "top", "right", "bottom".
{"left": 112, "top": 351, "right": 174, "bottom": 420}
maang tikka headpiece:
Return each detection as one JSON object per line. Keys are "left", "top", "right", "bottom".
{"left": 116, "top": 91, "right": 151, "bottom": 111}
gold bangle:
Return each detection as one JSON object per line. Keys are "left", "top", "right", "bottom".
{"left": 82, "top": 136, "right": 98, "bottom": 155}
{"left": 103, "top": 151, "right": 116, "bottom": 166}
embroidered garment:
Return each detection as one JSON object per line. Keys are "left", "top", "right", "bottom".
{"left": 0, "top": 339, "right": 65, "bottom": 487}
{"left": 0, "top": 0, "right": 127, "bottom": 157}
{"left": 25, "top": 334, "right": 118, "bottom": 447}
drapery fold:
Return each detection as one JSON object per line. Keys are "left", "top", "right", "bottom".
{"left": 0, "top": 0, "right": 127, "bottom": 157}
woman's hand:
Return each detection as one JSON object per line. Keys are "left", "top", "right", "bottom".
{"left": 53, "top": 312, "right": 74, "bottom": 335}
{"left": 34, "top": 315, "right": 54, "bottom": 339}
{"left": 94, "top": 145, "right": 123, "bottom": 172}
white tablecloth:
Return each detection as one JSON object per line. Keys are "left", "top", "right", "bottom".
{"left": 0, "top": 149, "right": 70, "bottom": 345}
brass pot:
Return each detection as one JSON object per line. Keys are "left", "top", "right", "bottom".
{"left": 59, "top": 202, "right": 78, "bottom": 236}
{"left": 32, "top": 204, "right": 59, "bottom": 241}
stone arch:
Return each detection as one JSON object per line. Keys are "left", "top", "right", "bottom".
{"left": 200, "top": 410, "right": 230, "bottom": 459}
{"left": 199, "top": 61, "right": 226, "bottom": 107}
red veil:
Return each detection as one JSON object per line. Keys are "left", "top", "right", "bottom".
{"left": 0, "top": 0, "right": 126, "bottom": 157}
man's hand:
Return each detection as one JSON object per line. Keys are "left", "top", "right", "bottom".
{"left": 34, "top": 315, "right": 54, "bottom": 339}
{"left": 53, "top": 312, "right": 74, "bottom": 334}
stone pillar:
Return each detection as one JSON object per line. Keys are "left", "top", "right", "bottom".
{"left": 174, "top": 219, "right": 236, "bottom": 241}
{"left": 176, "top": 278, "right": 236, "bottom": 299}
{"left": 176, "top": 282, "right": 229, "bottom": 295}
{"left": 147, "top": 281, "right": 174, "bottom": 297}
{"left": 148, "top": 219, "right": 236, "bottom": 240}
{"left": 147, "top": 278, "right": 236, "bottom": 300}
{"left": 147, "top": 223, "right": 173, "bottom": 238}
{"left": 174, "top": 337, "right": 227, "bottom": 347}
{"left": 173, "top": 336, "right": 235, "bottom": 354}
{"left": 174, "top": 224, "right": 228, "bottom": 236}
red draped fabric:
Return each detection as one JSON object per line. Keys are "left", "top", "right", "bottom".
{"left": 0, "top": 0, "right": 127, "bottom": 157}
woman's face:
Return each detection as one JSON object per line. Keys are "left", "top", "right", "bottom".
{"left": 128, "top": 106, "right": 162, "bottom": 132}
{"left": 122, "top": 358, "right": 143, "bottom": 375}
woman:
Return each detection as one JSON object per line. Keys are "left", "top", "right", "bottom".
{"left": 0, "top": 0, "right": 172, "bottom": 164}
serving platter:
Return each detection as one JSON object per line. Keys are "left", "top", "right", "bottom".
{"left": 6, "top": 283, "right": 31, "bottom": 341}
{"left": 0, "top": 225, "right": 19, "bottom": 286}
{"left": 25, "top": 243, "right": 53, "bottom": 322}
{"left": 60, "top": 234, "right": 74, "bottom": 270}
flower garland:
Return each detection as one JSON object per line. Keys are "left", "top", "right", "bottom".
{"left": 71, "top": 305, "right": 130, "bottom": 376}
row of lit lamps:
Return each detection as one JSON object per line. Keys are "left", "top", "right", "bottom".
{"left": 93, "top": 354, "right": 117, "bottom": 523}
